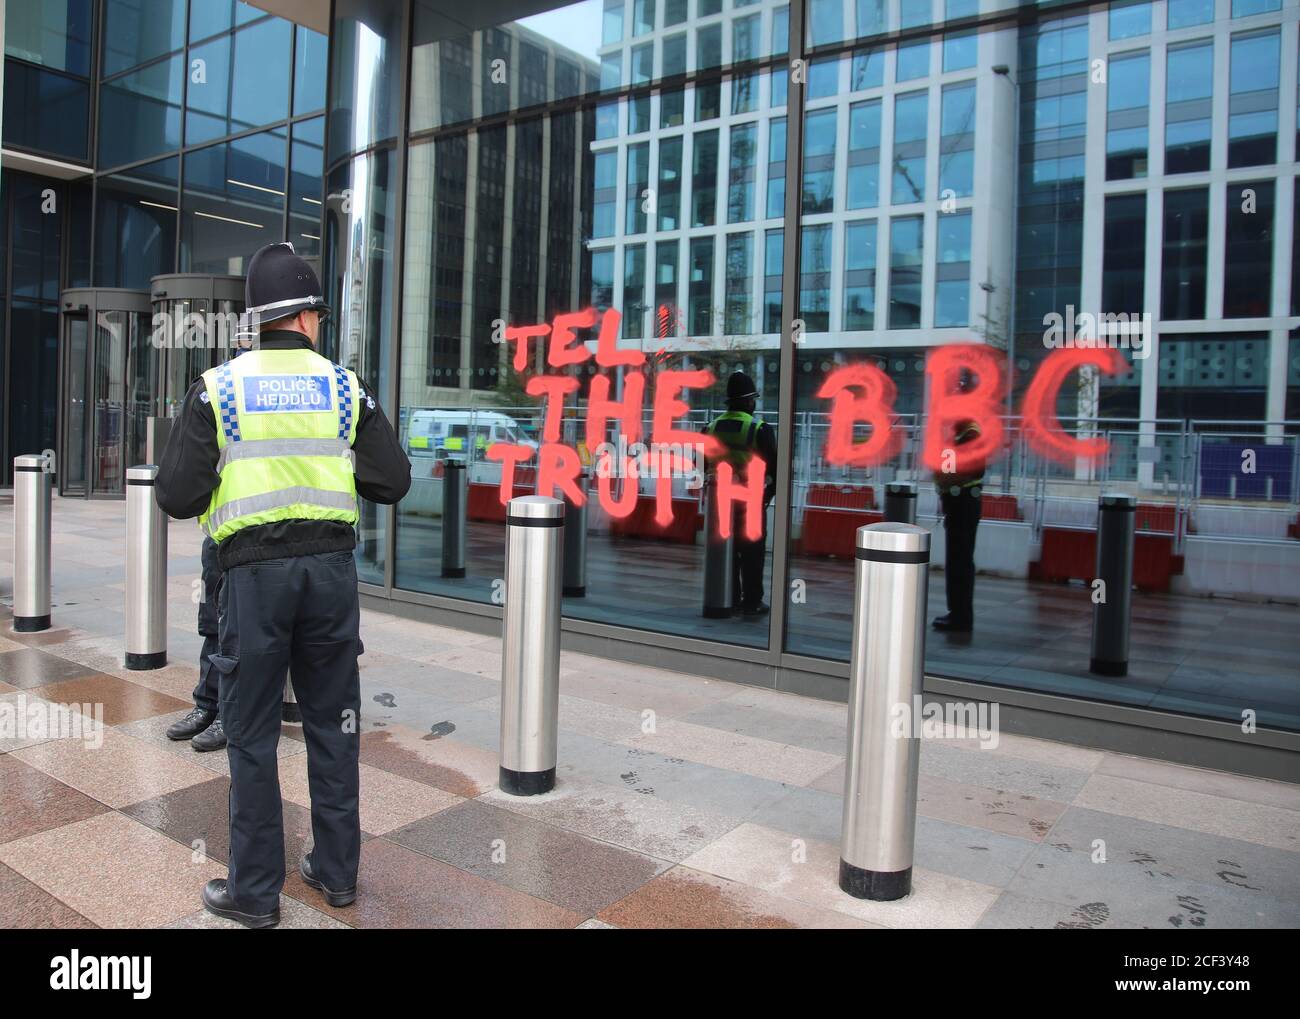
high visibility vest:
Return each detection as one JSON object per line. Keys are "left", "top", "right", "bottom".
{"left": 198, "top": 347, "right": 360, "bottom": 543}
{"left": 705, "top": 410, "right": 761, "bottom": 468}
{"left": 936, "top": 420, "right": 984, "bottom": 494}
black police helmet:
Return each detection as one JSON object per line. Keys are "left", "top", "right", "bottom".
{"left": 726, "top": 371, "right": 759, "bottom": 402}
{"left": 245, "top": 242, "right": 330, "bottom": 327}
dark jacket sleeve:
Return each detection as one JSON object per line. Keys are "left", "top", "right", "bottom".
{"left": 352, "top": 379, "right": 411, "bottom": 505}
{"left": 155, "top": 379, "right": 220, "bottom": 519}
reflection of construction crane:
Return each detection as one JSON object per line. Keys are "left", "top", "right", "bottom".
{"left": 892, "top": 153, "right": 924, "bottom": 203}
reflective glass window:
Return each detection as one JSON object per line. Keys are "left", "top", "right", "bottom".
{"left": 1228, "top": 30, "right": 1280, "bottom": 168}
{"left": 1166, "top": 42, "right": 1212, "bottom": 174}
{"left": 98, "top": 54, "right": 183, "bottom": 169}
{"left": 888, "top": 215, "right": 923, "bottom": 328}
{"left": 181, "top": 129, "right": 288, "bottom": 275}
{"left": 102, "top": 0, "right": 184, "bottom": 76}
{"left": 187, "top": 18, "right": 292, "bottom": 145}
{"left": 1223, "top": 180, "right": 1274, "bottom": 317}
{"left": 1161, "top": 188, "right": 1208, "bottom": 320}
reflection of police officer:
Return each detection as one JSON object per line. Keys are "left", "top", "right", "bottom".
{"left": 156, "top": 242, "right": 411, "bottom": 928}
{"left": 165, "top": 535, "right": 226, "bottom": 751}
{"left": 933, "top": 418, "right": 983, "bottom": 633}
{"left": 705, "top": 372, "right": 778, "bottom": 617}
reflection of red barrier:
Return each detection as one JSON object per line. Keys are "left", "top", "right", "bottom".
{"left": 1290, "top": 515, "right": 1299, "bottom": 540}
{"left": 980, "top": 494, "right": 1021, "bottom": 521}
{"left": 607, "top": 494, "right": 702, "bottom": 543}
{"left": 1031, "top": 526, "right": 1182, "bottom": 593}
{"left": 799, "top": 509, "right": 885, "bottom": 558}
{"left": 1134, "top": 503, "right": 1176, "bottom": 534}
{"left": 468, "top": 482, "right": 534, "bottom": 522}
{"left": 807, "top": 484, "right": 876, "bottom": 511}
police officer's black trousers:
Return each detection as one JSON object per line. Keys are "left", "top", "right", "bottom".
{"left": 191, "top": 537, "right": 222, "bottom": 714}
{"left": 731, "top": 501, "right": 769, "bottom": 611}
{"left": 213, "top": 550, "right": 362, "bottom": 914}
{"left": 940, "top": 488, "right": 981, "bottom": 627}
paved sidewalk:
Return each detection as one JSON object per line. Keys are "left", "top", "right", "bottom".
{"left": 0, "top": 496, "right": 1297, "bottom": 928}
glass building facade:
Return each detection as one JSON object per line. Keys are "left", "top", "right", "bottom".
{"left": 0, "top": 0, "right": 327, "bottom": 485}
{"left": 324, "top": 0, "right": 1300, "bottom": 772}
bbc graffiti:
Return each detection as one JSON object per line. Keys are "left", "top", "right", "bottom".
{"left": 487, "top": 308, "right": 1128, "bottom": 541}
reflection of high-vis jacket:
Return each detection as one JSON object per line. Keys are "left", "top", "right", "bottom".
{"left": 704, "top": 409, "right": 779, "bottom": 502}
{"left": 156, "top": 331, "right": 411, "bottom": 570}
{"left": 705, "top": 410, "right": 761, "bottom": 467}
{"left": 441, "top": 434, "right": 488, "bottom": 455}
{"left": 198, "top": 346, "right": 361, "bottom": 543}
{"left": 935, "top": 419, "right": 985, "bottom": 494}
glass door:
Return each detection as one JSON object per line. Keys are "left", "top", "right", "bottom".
{"left": 60, "top": 312, "right": 90, "bottom": 495}
{"left": 91, "top": 309, "right": 128, "bottom": 495}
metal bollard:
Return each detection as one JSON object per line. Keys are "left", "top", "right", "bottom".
{"left": 563, "top": 469, "right": 588, "bottom": 597}
{"left": 282, "top": 671, "right": 301, "bottom": 723}
{"left": 441, "top": 460, "right": 467, "bottom": 578}
{"left": 146, "top": 416, "right": 173, "bottom": 464}
{"left": 840, "top": 522, "right": 930, "bottom": 901}
{"left": 499, "top": 495, "right": 564, "bottom": 795}
{"left": 12, "top": 454, "right": 52, "bottom": 632}
{"left": 701, "top": 476, "right": 734, "bottom": 618}
{"left": 883, "top": 481, "right": 918, "bottom": 524}
{"left": 125, "top": 465, "right": 167, "bottom": 669}
{"left": 1090, "top": 491, "right": 1136, "bottom": 677}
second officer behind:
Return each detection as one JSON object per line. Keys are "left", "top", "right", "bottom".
{"left": 704, "top": 371, "right": 778, "bottom": 617}
{"left": 155, "top": 242, "right": 411, "bottom": 928}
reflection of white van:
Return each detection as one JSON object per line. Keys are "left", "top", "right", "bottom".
{"left": 406, "top": 409, "right": 536, "bottom": 459}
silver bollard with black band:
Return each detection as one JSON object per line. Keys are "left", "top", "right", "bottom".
{"left": 563, "top": 469, "right": 589, "bottom": 597}
{"left": 883, "top": 481, "right": 918, "bottom": 525}
{"left": 12, "top": 454, "right": 52, "bottom": 633}
{"left": 441, "top": 459, "right": 467, "bottom": 578}
{"left": 125, "top": 465, "right": 168, "bottom": 670}
{"left": 499, "top": 495, "right": 564, "bottom": 795}
{"left": 840, "top": 522, "right": 930, "bottom": 901}
{"left": 1090, "top": 491, "right": 1136, "bottom": 677}
{"left": 701, "top": 473, "right": 734, "bottom": 618}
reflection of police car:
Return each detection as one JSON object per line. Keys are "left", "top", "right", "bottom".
{"left": 405, "top": 409, "right": 536, "bottom": 460}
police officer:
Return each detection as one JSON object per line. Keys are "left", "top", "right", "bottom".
{"left": 155, "top": 242, "right": 411, "bottom": 928}
{"left": 164, "top": 535, "right": 226, "bottom": 752}
{"left": 704, "top": 372, "right": 778, "bottom": 617}
{"left": 933, "top": 417, "right": 984, "bottom": 633}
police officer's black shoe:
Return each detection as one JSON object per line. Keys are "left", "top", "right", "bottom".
{"left": 201, "top": 879, "right": 279, "bottom": 929}
{"left": 191, "top": 718, "right": 227, "bottom": 753}
{"left": 932, "top": 614, "right": 973, "bottom": 633}
{"left": 741, "top": 603, "right": 770, "bottom": 618}
{"left": 299, "top": 853, "right": 356, "bottom": 907}
{"left": 166, "top": 707, "right": 216, "bottom": 741}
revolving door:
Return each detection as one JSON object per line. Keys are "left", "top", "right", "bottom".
{"left": 57, "top": 275, "right": 244, "bottom": 497}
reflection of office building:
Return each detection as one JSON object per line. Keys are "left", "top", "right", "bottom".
{"left": 399, "top": 17, "right": 601, "bottom": 411}
{"left": 0, "top": 0, "right": 327, "bottom": 490}
{"left": 317, "top": 0, "right": 1300, "bottom": 778}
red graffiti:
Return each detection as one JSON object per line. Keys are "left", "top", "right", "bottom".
{"left": 817, "top": 362, "right": 903, "bottom": 467}
{"left": 480, "top": 314, "right": 1128, "bottom": 543}
{"left": 1021, "top": 346, "right": 1130, "bottom": 465}
{"left": 922, "top": 344, "right": 1006, "bottom": 474}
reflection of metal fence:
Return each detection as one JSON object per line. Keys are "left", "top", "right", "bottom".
{"left": 400, "top": 405, "right": 1300, "bottom": 549}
